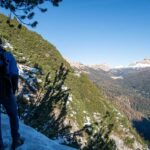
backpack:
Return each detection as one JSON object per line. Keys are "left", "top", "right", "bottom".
{"left": 0, "top": 48, "right": 13, "bottom": 97}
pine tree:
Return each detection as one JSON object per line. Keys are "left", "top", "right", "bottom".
{"left": 25, "top": 63, "right": 71, "bottom": 138}
{"left": 0, "top": 0, "right": 62, "bottom": 28}
{"left": 83, "top": 111, "right": 116, "bottom": 150}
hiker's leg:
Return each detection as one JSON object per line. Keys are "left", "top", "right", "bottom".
{"left": 0, "top": 106, "right": 3, "bottom": 146}
{"left": 3, "top": 95, "right": 20, "bottom": 141}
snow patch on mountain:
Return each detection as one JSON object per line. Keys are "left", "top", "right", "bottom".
{"left": 111, "top": 76, "right": 124, "bottom": 80}
{"left": 129, "top": 58, "right": 150, "bottom": 68}
{"left": 69, "top": 62, "right": 86, "bottom": 70}
{"left": 1, "top": 114, "right": 76, "bottom": 150}
{"left": 18, "top": 64, "right": 40, "bottom": 92}
{"left": 114, "top": 58, "right": 150, "bottom": 69}
{"left": 87, "top": 64, "right": 110, "bottom": 71}
{"left": 3, "top": 40, "right": 14, "bottom": 50}
{"left": 68, "top": 61, "right": 110, "bottom": 71}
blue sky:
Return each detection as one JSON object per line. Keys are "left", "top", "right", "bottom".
{"left": 1, "top": 0, "right": 150, "bottom": 67}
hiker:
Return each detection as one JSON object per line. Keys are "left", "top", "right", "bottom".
{"left": 0, "top": 39, "right": 24, "bottom": 150}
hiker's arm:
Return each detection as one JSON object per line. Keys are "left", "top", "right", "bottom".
{"left": 11, "top": 75, "right": 19, "bottom": 94}
{"left": 8, "top": 52, "right": 19, "bottom": 94}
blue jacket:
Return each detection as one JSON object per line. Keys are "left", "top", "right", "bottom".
{"left": 0, "top": 48, "right": 19, "bottom": 97}
{"left": 0, "top": 50, "right": 18, "bottom": 76}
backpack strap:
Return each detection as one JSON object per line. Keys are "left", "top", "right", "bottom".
{"left": 0, "top": 48, "right": 8, "bottom": 75}
{"left": 0, "top": 47, "right": 6, "bottom": 62}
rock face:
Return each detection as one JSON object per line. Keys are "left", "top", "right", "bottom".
{"left": 1, "top": 114, "right": 76, "bottom": 150}
{"left": 110, "top": 134, "right": 144, "bottom": 150}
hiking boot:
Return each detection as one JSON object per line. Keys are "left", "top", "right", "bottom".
{"left": 0, "top": 145, "right": 4, "bottom": 150}
{"left": 0, "top": 142, "right": 4, "bottom": 150}
{"left": 11, "top": 137, "right": 24, "bottom": 150}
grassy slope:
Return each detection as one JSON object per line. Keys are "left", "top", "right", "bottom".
{"left": 0, "top": 14, "right": 146, "bottom": 148}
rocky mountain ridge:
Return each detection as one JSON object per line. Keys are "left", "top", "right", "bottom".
{"left": 70, "top": 58, "right": 150, "bottom": 143}
{"left": 69, "top": 58, "right": 150, "bottom": 72}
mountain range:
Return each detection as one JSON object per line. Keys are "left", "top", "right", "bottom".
{"left": 0, "top": 13, "right": 149, "bottom": 149}
{"left": 70, "top": 58, "right": 150, "bottom": 142}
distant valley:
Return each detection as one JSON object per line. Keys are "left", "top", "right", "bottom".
{"left": 70, "top": 58, "right": 150, "bottom": 141}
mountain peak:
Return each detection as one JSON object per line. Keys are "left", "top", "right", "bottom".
{"left": 68, "top": 57, "right": 150, "bottom": 70}
{"left": 129, "top": 58, "right": 150, "bottom": 68}
{"left": 87, "top": 64, "right": 110, "bottom": 71}
{"left": 68, "top": 60, "right": 110, "bottom": 71}
{"left": 69, "top": 61, "right": 85, "bottom": 69}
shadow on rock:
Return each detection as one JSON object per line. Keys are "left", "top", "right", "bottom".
{"left": 132, "top": 117, "right": 150, "bottom": 143}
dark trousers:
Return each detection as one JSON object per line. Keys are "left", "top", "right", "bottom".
{"left": 0, "top": 95, "right": 20, "bottom": 145}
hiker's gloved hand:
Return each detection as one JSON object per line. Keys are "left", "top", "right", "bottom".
{"left": 11, "top": 75, "right": 19, "bottom": 94}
